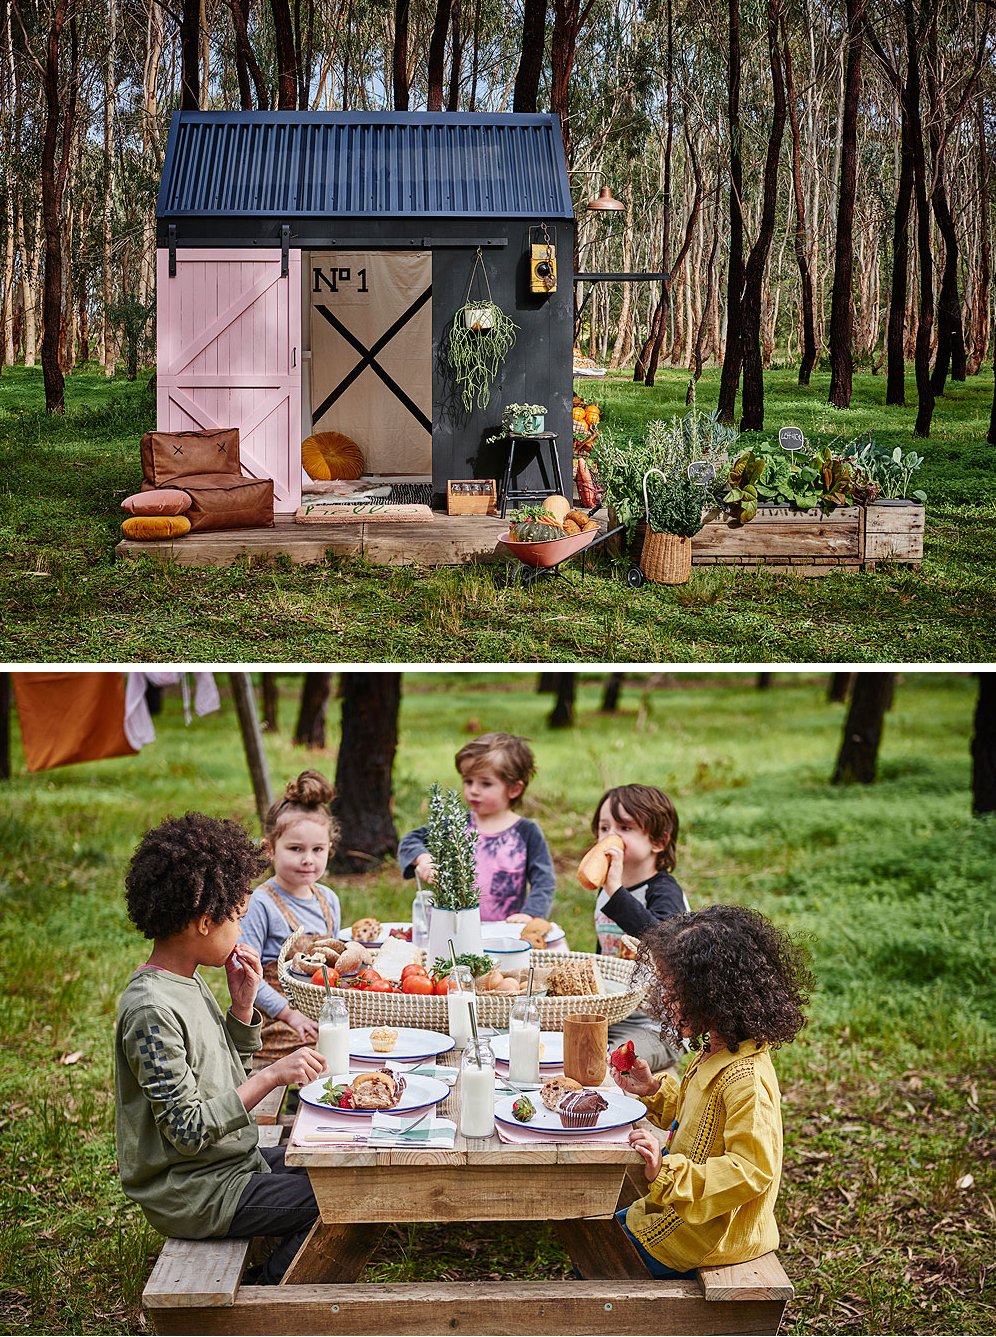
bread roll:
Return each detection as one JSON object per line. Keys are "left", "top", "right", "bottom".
{"left": 577, "top": 834, "right": 625, "bottom": 891}
{"left": 520, "top": 917, "right": 551, "bottom": 950}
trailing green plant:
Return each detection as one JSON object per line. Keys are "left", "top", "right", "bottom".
{"left": 448, "top": 303, "right": 518, "bottom": 412}
{"left": 423, "top": 784, "right": 480, "bottom": 910}
{"left": 645, "top": 472, "right": 707, "bottom": 537}
{"left": 842, "top": 436, "right": 927, "bottom": 502}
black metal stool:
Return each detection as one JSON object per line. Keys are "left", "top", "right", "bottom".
{"left": 498, "top": 432, "right": 566, "bottom": 519}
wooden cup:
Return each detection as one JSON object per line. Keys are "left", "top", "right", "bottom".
{"left": 563, "top": 1012, "right": 608, "bottom": 1087}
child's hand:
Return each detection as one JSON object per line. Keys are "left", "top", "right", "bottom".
{"left": 603, "top": 840, "right": 625, "bottom": 895}
{"left": 414, "top": 853, "right": 437, "bottom": 884}
{"left": 281, "top": 1006, "right": 318, "bottom": 1042}
{"left": 629, "top": 1126, "right": 664, "bottom": 1181}
{"left": 610, "top": 1056, "right": 660, "bottom": 1098}
{"left": 226, "top": 944, "right": 262, "bottom": 1017}
{"left": 269, "top": 1047, "right": 328, "bottom": 1088}
{"left": 505, "top": 913, "right": 532, "bottom": 924}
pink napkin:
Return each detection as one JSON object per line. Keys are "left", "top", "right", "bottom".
{"left": 289, "top": 1097, "right": 446, "bottom": 1146}
{"left": 495, "top": 1117, "right": 635, "bottom": 1146}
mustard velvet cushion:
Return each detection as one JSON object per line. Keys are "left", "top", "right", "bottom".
{"left": 121, "top": 515, "right": 192, "bottom": 541}
{"left": 121, "top": 488, "right": 192, "bottom": 516}
{"left": 301, "top": 431, "right": 365, "bottom": 481}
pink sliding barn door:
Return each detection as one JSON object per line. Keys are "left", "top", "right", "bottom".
{"left": 157, "top": 248, "right": 302, "bottom": 512}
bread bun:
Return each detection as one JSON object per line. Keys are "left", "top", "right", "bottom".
{"left": 520, "top": 917, "right": 551, "bottom": 950}
{"left": 350, "top": 917, "right": 382, "bottom": 943}
{"left": 540, "top": 1076, "right": 582, "bottom": 1110}
{"left": 577, "top": 834, "right": 625, "bottom": 891}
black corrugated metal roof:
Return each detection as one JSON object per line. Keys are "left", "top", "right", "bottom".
{"left": 157, "top": 112, "right": 575, "bottom": 221}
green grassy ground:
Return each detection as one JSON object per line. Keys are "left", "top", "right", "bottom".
{"left": 0, "top": 671, "right": 993, "bottom": 1334}
{"left": 1, "top": 364, "right": 993, "bottom": 663}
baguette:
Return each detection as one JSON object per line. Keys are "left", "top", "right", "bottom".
{"left": 577, "top": 834, "right": 625, "bottom": 891}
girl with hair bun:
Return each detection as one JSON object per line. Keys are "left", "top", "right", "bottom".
{"left": 239, "top": 770, "right": 342, "bottom": 1062}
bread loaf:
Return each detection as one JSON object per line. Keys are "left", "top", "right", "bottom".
{"left": 577, "top": 834, "right": 625, "bottom": 891}
{"left": 547, "top": 958, "right": 606, "bottom": 997}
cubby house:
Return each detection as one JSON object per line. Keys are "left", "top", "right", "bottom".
{"left": 155, "top": 110, "right": 576, "bottom": 513}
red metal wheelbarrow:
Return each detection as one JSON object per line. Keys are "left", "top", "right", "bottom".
{"left": 498, "top": 511, "right": 626, "bottom": 587}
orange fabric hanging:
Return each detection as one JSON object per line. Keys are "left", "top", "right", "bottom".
{"left": 12, "top": 672, "right": 137, "bottom": 772}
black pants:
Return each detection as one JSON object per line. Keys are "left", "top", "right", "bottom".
{"left": 225, "top": 1144, "right": 318, "bottom": 1284}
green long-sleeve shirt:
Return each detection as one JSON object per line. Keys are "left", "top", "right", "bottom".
{"left": 114, "top": 966, "right": 266, "bottom": 1238}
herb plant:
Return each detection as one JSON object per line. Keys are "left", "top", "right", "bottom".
{"left": 645, "top": 472, "right": 707, "bottom": 537}
{"left": 842, "top": 436, "right": 927, "bottom": 502}
{"left": 424, "top": 783, "right": 480, "bottom": 911}
{"left": 431, "top": 952, "right": 495, "bottom": 980}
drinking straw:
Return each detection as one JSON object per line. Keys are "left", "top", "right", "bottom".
{"left": 525, "top": 964, "right": 535, "bottom": 1005}
{"left": 448, "top": 937, "right": 482, "bottom": 1067}
{"left": 320, "top": 963, "right": 332, "bottom": 999}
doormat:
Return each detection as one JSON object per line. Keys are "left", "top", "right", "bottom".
{"left": 387, "top": 483, "right": 433, "bottom": 506}
{"left": 294, "top": 501, "right": 434, "bottom": 524}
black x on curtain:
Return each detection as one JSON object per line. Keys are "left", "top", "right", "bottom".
{"left": 309, "top": 251, "right": 432, "bottom": 476}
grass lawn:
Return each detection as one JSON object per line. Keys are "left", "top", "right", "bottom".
{"left": 0, "top": 670, "right": 994, "bottom": 1334}
{"left": 1, "top": 364, "right": 994, "bottom": 663}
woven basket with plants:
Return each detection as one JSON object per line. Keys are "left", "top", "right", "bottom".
{"left": 640, "top": 466, "right": 707, "bottom": 584}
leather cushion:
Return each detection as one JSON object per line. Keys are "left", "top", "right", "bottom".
{"left": 140, "top": 428, "right": 241, "bottom": 487}
{"left": 121, "top": 488, "right": 192, "bottom": 516}
{"left": 152, "top": 472, "right": 275, "bottom": 532}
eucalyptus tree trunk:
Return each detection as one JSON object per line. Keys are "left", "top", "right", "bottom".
{"left": 827, "top": 0, "right": 863, "bottom": 409}
{"left": 180, "top": 0, "right": 199, "bottom": 109}
{"left": 971, "top": 674, "right": 996, "bottom": 816}
{"left": 966, "top": 98, "right": 990, "bottom": 377}
{"left": 717, "top": 0, "right": 744, "bottom": 423}
{"left": 294, "top": 673, "right": 332, "bottom": 748}
{"left": 740, "top": 0, "right": 786, "bottom": 431}
{"left": 907, "top": 0, "right": 934, "bottom": 438}
{"left": 446, "top": 0, "right": 463, "bottom": 110}
{"left": 513, "top": 0, "right": 546, "bottom": 111}
{"left": 831, "top": 673, "right": 895, "bottom": 785}
{"left": 331, "top": 674, "right": 401, "bottom": 873}
{"left": 270, "top": 0, "right": 298, "bottom": 108}
{"left": 40, "top": 0, "right": 77, "bottom": 413}
{"left": 427, "top": 0, "right": 452, "bottom": 110}
{"left": 392, "top": 0, "right": 410, "bottom": 108}
{"left": 102, "top": 0, "right": 117, "bottom": 377}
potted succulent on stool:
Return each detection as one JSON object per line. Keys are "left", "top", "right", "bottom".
{"left": 424, "top": 784, "right": 483, "bottom": 961}
{"left": 639, "top": 466, "right": 706, "bottom": 584}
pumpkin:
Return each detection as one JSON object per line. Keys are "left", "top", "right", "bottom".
{"left": 511, "top": 522, "right": 562, "bottom": 542}
{"left": 542, "top": 494, "right": 571, "bottom": 524}
{"left": 301, "top": 431, "right": 365, "bottom": 481}
{"left": 585, "top": 405, "right": 600, "bottom": 425}
{"left": 572, "top": 406, "right": 587, "bottom": 422}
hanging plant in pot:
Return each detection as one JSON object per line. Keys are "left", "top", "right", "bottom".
{"left": 448, "top": 249, "right": 517, "bottom": 412}
{"left": 424, "top": 783, "right": 483, "bottom": 960}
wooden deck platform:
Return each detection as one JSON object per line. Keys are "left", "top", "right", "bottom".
{"left": 115, "top": 512, "right": 511, "bottom": 569}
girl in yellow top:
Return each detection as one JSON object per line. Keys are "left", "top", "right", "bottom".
{"left": 611, "top": 904, "right": 813, "bottom": 1278}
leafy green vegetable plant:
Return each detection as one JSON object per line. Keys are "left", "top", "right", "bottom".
{"left": 843, "top": 436, "right": 927, "bottom": 503}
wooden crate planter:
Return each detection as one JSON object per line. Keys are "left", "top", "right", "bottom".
{"left": 690, "top": 502, "right": 924, "bottom": 574}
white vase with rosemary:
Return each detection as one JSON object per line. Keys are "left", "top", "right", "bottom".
{"left": 424, "top": 783, "right": 483, "bottom": 961}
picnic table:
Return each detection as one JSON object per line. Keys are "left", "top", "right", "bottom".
{"left": 143, "top": 1053, "right": 793, "bottom": 1336}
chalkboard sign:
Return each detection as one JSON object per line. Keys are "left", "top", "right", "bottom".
{"left": 779, "top": 426, "right": 805, "bottom": 453}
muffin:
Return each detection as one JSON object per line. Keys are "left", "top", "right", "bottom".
{"left": 351, "top": 917, "right": 383, "bottom": 943}
{"left": 539, "top": 1076, "right": 582, "bottom": 1110}
{"left": 370, "top": 1026, "right": 398, "bottom": 1053}
{"left": 557, "top": 1089, "right": 609, "bottom": 1128}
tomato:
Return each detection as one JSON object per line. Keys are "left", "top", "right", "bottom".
{"left": 433, "top": 976, "right": 449, "bottom": 996}
{"left": 365, "top": 979, "right": 393, "bottom": 992}
{"left": 310, "top": 967, "right": 339, "bottom": 988}
{"left": 359, "top": 968, "right": 382, "bottom": 984}
{"left": 402, "top": 974, "right": 434, "bottom": 995}
{"left": 400, "top": 964, "right": 427, "bottom": 981}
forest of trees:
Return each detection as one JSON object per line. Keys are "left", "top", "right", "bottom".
{"left": 1, "top": 0, "right": 994, "bottom": 438}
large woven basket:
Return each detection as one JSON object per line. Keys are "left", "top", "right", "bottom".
{"left": 640, "top": 527, "right": 692, "bottom": 583}
{"left": 277, "top": 931, "right": 646, "bottom": 1032}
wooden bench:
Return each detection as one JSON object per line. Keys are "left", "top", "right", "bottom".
{"left": 142, "top": 1122, "right": 285, "bottom": 1315}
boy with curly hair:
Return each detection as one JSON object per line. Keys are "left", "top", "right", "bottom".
{"left": 114, "top": 812, "right": 327, "bottom": 1283}
{"left": 609, "top": 904, "right": 814, "bottom": 1277}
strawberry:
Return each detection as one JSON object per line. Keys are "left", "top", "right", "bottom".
{"left": 609, "top": 1040, "right": 637, "bottom": 1073}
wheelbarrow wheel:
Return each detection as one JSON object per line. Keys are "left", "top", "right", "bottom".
{"left": 627, "top": 565, "right": 646, "bottom": 589}
{"left": 506, "top": 565, "right": 526, "bottom": 587}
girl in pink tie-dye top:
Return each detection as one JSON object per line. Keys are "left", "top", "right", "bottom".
{"left": 398, "top": 732, "right": 555, "bottom": 921}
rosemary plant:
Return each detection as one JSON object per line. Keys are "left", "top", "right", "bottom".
{"left": 424, "top": 783, "right": 480, "bottom": 910}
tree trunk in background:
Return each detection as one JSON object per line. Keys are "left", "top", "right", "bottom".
{"left": 427, "top": 0, "right": 452, "bottom": 111}
{"left": 270, "top": 0, "right": 297, "bottom": 108}
{"left": 694, "top": 199, "right": 719, "bottom": 381}
{"left": 967, "top": 98, "right": 990, "bottom": 377}
{"left": 0, "top": 672, "right": 10, "bottom": 780}
{"left": 831, "top": 673, "right": 895, "bottom": 784}
{"left": 180, "top": 0, "right": 200, "bottom": 109}
{"left": 261, "top": 673, "right": 279, "bottom": 731}
{"left": 886, "top": 101, "right": 913, "bottom": 405}
{"left": 512, "top": 0, "right": 546, "bottom": 112}
{"left": 757, "top": 673, "right": 772, "bottom": 689}
{"left": 550, "top": 0, "right": 591, "bottom": 164}
{"left": 331, "top": 673, "right": 401, "bottom": 872}
{"left": 230, "top": 672, "right": 274, "bottom": 829}
{"left": 782, "top": 15, "right": 816, "bottom": 386}
{"left": 229, "top": 0, "right": 256, "bottom": 108}
{"left": 548, "top": 674, "right": 576, "bottom": 728}
{"left": 827, "top": 0, "right": 862, "bottom": 409}
{"left": 971, "top": 674, "right": 996, "bottom": 815}
{"left": 827, "top": 672, "right": 853, "bottom": 703}
{"left": 294, "top": 673, "right": 332, "bottom": 748}
{"left": 600, "top": 673, "right": 624, "bottom": 713}
{"left": 40, "top": 0, "right": 76, "bottom": 414}
{"left": 102, "top": 0, "right": 117, "bottom": 377}
{"left": 740, "top": 0, "right": 785, "bottom": 430}
{"left": 717, "top": 0, "right": 743, "bottom": 424}
{"left": 446, "top": 0, "right": 463, "bottom": 110}
{"left": 907, "top": 0, "right": 934, "bottom": 438}
{"left": 392, "top": 0, "right": 410, "bottom": 109}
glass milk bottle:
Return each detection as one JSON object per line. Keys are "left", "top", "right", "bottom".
{"left": 460, "top": 1039, "right": 496, "bottom": 1138}
{"left": 446, "top": 965, "right": 476, "bottom": 1047}
{"left": 507, "top": 995, "right": 541, "bottom": 1084}
{"left": 411, "top": 890, "right": 430, "bottom": 952}
{"left": 316, "top": 995, "right": 350, "bottom": 1075}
